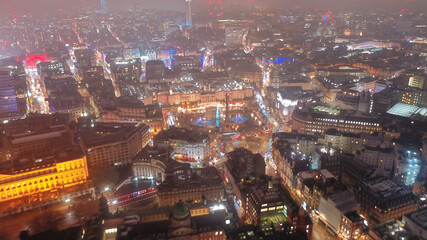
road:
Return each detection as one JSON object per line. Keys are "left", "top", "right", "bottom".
{"left": 312, "top": 220, "right": 336, "bottom": 240}
{"left": 0, "top": 197, "right": 99, "bottom": 240}
{"left": 24, "top": 67, "right": 49, "bottom": 114}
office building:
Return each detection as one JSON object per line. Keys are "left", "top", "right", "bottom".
{"left": 37, "top": 60, "right": 66, "bottom": 79}
{"left": 230, "top": 63, "right": 263, "bottom": 86}
{"left": 224, "top": 148, "right": 311, "bottom": 238}
{"left": 74, "top": 49, "right": 96, "bottom": 70}
{"left": 272, "top": 132, "right": 318, "bottom": 156}
{"left": 0, "top": 113, "right": 73, "bottom": 161}
{"left": 271, "top": 139, "right": 310, "bottom": 189}
{"left": 154, "top": 127, "right": 209, "bottom": 166}
{"left": 0, "top": 70, "right": 21, "bottom": 121}
{"left": 292, "top": 104, "right": 382, "bottom": 135}
{"left": 355, "top": 177, "right": 419, "bottom": 224}
{"left": 0, "top": 148, "right": 89, "bottom": 205}
{"left": 100, "top": 96, "right": 164, "bottom": 134}
{"left": 356, "top": 146, "right": 395, "bottom": 173}
{"left": 117, "top": 201, "right": 226, "bottom": 239}
{"left": 145, "top": 60, "right": 165, "bottom": 80}
{"left": 403, "top": 209, "right": 427, "bottom": 240}
{"left": 110, "top": 58, "right": 142, "bottom": 84}
{"left": 225, "top": 27, "right": 245, "bottom": 47}
{"left": 408, "top": 75, "right": 425, "bottom": 89}
{"left": 157, "top": 167, "right": 223, "bottom": 207}
{"left": 80, "top": 122, "right": 150, "bottom": 168}
{"left": 394, "top": 87, "right": 427, "bottom": 108}
{"left": 338, "top": 211, "right": 365, "bottom": 240}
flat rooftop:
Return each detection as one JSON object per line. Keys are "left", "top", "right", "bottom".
{"left": 0, "top": 147, "right": 84, "bottom": 175}
{"left": 154, "top": 127, "right": 208, "bottom": 144}
{"left": 157, "top": 167, "right": 223, "bottom": 192}
{"left": 81, "top": 122, "right": 148, "bottom": 147}
{"left": 406, "top": 209, "right": 427, "bottom": 230}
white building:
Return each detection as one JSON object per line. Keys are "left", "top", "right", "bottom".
{"left": 403, "top": 209, "right": 427, "bottom": 240}
{"left": 318, "top": 191, "right": 360, "bottom": 234}
{"left": 356, "top": 146, "right": 396, "bottom": 173}
{"left": 132, "top": 147, "right": 167, "bottom": 182}
{"left": 154, "top": 127, "right": 210, "bottom": 167}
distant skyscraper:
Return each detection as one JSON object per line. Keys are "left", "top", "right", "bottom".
{"left": 186, "top": 0, "right": 192, "bottom": 26}
{"left": 101, "top": 0, "right": 107, "bottom": 14}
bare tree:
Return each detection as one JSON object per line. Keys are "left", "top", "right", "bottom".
{"left": 28, "top": 211, "right": 62, "bottom": 234}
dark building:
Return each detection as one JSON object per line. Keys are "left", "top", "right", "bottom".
{"left": 0, "top": 69, "right": 25, "bottom": 121}
{"left": 173, "top": 56, "right": 202, "bottom": 71}
{"left": 154, "top": 127, "right": 209, "bottom": 165}
{"left": 224, "top": 148, "right": 312, "bottom": 239}
{"left": 82, "top": 66, "right": 105, "bottom": 81}
{"left": 20, "top": 226, "right": 84, "bottom": 240}
{"left": 110, "top": 58, "right": 142, "bottom": 84}
{"left": 37, "top": 60, "right": 66, "bottom": 78}
{"left": 79, "top": 122, "right": 150, "bottom": 168}
{"left": 145, "top": 60, "right": 166, "bottom": 80}
{"left": 0, "top": 113, "right": 73, "bottom": 161}
{"left": 340, "top": 157, "right": 376, "bottom": 192}
{"left": 118, "top": 200, "right": 227, "bottom": 240}
{"left": 355, "top": 176, "right": 419, "bottom": 224}
{"left": 157, "top": 166, "right": 224, "bottom": 207}
{"left": 372, "top": 87, "right": 394, "bottom": 115}
{"left": 74, "top": 49, "right": 96, "bottom": 69}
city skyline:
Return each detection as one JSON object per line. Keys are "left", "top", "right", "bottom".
{"left": 1, "top": 1, "right": 427, "bottom": 240}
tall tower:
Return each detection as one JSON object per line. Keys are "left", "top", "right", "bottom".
{"left": 223, "top": 92, "right": 231, "bottom": 132}
{"left": 186, "top": 0, "right": 192, "bottom": 27}
{"left": 101, "top": 0, "right": 107, "bottom": 14}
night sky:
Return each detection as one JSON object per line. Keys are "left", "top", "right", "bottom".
{"left": 1, "top": 0, "right": 426, "bottom": 16}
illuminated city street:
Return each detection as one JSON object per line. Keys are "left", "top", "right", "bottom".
{"left": 1, "top": 1, "right": 427, "bottom": 240}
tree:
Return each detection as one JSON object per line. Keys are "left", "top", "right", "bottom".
{"left": 91, "top": 167, "right": 119, "bottom": 191}
{"left": 99, "top": 195, "right": 109, "bottom": 219}
{"left": 28, "top": 211, "right": 62, "bottom": 234}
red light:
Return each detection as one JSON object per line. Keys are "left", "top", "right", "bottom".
{"left": 217, "top": 0, "right": 221, "bottom": 4}
{"left": 209, "top": 12, "right": 213, "bottom": 16}
{"left": 208, "top": 0, "right": 212, "bottom": 4}
{"left": 401, "top": 8, "right": 406, "bottom": 12}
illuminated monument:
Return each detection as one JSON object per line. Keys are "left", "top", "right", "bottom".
{"left": 186, "top": 0, "right": 192, "bottom": 26}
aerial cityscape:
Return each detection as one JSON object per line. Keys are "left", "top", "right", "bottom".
{"left": 0, "top": 0, "right": 427, "bottom": 239}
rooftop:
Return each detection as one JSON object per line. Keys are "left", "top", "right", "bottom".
{"left": 405, "top": 209, "right": 427, "bottom": 230}
{"left": 344, "top": 211, "right": 364, "bottom": 223}
{"left": 0, "top": 147, "right": 84, "bottom": 175}
{"left": 154, "top": 127, "right": 208, "bottom": 144}
{"left": 157, "top": 167, "right": 223, "bottom": 192}
{"left": 361, "top": 177, "right": 416, "bottom": 207}
{"left": 80, "top": 122, "right": 148, "bottom": 148}
{"left": 387, "top": 103, "right": 427, "bottom": 122}
{"left": 326, "top": 191, "right": 360, "bottom": 214}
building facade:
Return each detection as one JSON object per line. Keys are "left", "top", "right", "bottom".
{"left": 80, "top": 123, "right": 150, "bottom": 168}
{"left": 0, "top": 149, "right": 89, "bottom": 204}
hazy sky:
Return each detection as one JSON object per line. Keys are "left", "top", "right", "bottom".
{"left": 1, "top": 0, "right": 427, "bottom": 16}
